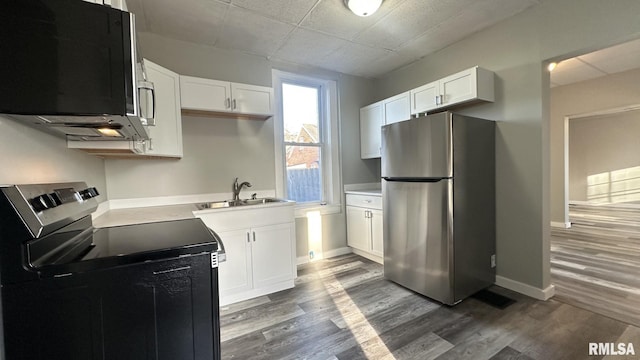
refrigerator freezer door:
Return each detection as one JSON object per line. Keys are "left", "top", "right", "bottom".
{"left": 383, "top": 179, "right": 454, "bottom": 304}
{"left": 381, "top": 112, "right": 452, "bottom": 179}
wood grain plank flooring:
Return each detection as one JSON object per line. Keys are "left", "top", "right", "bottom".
{"left": 221, "top": 254, "right": 639, "bottom": 359}
{"left": 551, "top": 203, "right": 640, "bottom": 328}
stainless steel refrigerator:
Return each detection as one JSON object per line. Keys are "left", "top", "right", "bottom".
{"left": 381, "top": 111, "right": 496, "bottom": 305}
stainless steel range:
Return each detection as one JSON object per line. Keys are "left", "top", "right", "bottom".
{"left": 0, "top": 182, "right": 223, "bottom": 360}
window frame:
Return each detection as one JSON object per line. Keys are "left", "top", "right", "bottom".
{"left": 272, "top": 70, "right": 342, "bottom": 217}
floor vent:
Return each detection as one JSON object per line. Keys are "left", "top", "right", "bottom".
{"left": 472, "top": 289, "right": 515, "bottom": 309}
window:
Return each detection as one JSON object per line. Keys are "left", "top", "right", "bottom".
{"left": 273, "top": 70, "right": 341, "bottom": 214}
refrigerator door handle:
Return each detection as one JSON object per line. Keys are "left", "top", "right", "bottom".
{"left": 382, "top": 177, "right": 448, "bottom": 183}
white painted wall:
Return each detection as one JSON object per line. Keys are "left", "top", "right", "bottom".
{"left": 569, "top": 110, "right": 640, "bottom": 203}
{"left": 373, "top": 0, "right": 640, "bottom": 292}
{"left": 0, "top": 116, "right": 107, "bottom": 200}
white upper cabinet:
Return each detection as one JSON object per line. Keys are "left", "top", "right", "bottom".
{"left": 143, "top": 59, "right": 183, "bottom": 158}
{"left": 360, "top": 92, "right": 411, "bottom": 159}
{"left": 230, "top": 83, "right": 274, "bottom": 116}
{"left": 179, "top": 76, "right": 231, "bottom": 113}
{"left": 360, "top": 101, "right": 384, "bottom": 159}
{"left": 180, "top": 76, "right": 274, "bottom": 119}
{"left": 383, "top": 91, "right": 411, "bottom": 125}
{"left": 410, "top": 66, "right": 495, "bottom": 115}
{"left": 410, "top": 81, "right": 439, "bottom": 115}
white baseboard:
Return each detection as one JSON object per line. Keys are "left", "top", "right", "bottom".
{"left": 550, "top": 221, "right": 571, "bottom": 228}
{"left": 495, "top": 275, "right": 555, "bottom": 300}
{"left": 297, "top": 247, "right": 352, "bottom": 265}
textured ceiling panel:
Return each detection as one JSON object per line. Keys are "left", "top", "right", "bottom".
{"left": 216, "top": 6, "right": 295, "bottom": 57}
{"left": 273, "top": 28, "right": 350, "bottom": 65}
{"left": 139, "top": 0, "right": 228, "bottom": 46}
{"left": 231, "top": 0, "right": 319, "bottom": 25}
{"left": 128, "top": 0, "right": 637, "bottom": 78}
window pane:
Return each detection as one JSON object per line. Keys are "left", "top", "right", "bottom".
{"left": 282, "top": 83, "right": 319, "bottom": 144}
{"left": 286, "top": 145, "right": 321, "bottom": 203}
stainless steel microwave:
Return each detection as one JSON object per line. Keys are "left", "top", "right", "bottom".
{"left": 0, "top": 0, "right": 154, "bottom": 141}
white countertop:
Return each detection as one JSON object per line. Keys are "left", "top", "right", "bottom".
{"left": 93, "top": 204, "right": 198, "bottom": 228}
{"left": 345, "top": 189, "right": 382, "bottom": 196}
{"left": 93, "top": 199, "right": 295, "bottom": 228}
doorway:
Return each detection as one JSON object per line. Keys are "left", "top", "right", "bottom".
{"left": 548, "top": 38, "right": 640, "bottom": 327}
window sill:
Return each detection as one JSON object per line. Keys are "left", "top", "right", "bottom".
{"left": 294, "top": 203, "right": 342, "bottom": 218}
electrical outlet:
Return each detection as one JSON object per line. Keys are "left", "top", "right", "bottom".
{"left": 309, "top": 250, "right": 315, "bottom": 260}
{"left": 490, "top": 254, "right": 496, "bottom": 268}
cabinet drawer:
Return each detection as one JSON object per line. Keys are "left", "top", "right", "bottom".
{"left": 346, "top": 194, "right": 382, "bottom": 210}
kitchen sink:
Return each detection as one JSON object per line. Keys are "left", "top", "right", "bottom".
{"left": 195, "top": 198, "right": 288, "bottom": 210}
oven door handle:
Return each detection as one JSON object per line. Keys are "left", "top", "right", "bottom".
{"left": 208, "top": 228, "right": 226, "bottom": 263}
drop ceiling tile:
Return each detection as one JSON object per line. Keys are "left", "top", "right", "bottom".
{"left": 216, "top": 6, "right": 295, "bottom": 57}
{"left": 579, "top": 38, "right": 640, "bottom": 74}
{"left": 273, "top": 28, "right": 350, "bottom": 65}
{"left": 230, "top": 0, "right": 318, "bottom": 25}
{"left": 357, "top": 52, "right": 410, "bottom": 78}
{"left": 300, "top": 0, "right": 403, "bottom": 40}
{"left": 551, "top": 58, "right": 606, "bottom": 86}
{"left": 353, "top": 0, "right": 469, "bottom": 50}
{"left": 319, "top": 42, "right": 392, "bottom": 76}
{"left": 142, "top": 0, "right": 228, "bottom": 46}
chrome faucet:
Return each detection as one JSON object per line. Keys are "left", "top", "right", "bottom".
{"left": 232, "top": 178, "right": 252, "bottom": 201}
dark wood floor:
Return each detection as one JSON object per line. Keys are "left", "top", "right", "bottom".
{"left": 551, "top": 203, "right": 640, "bottom": 328}
{"left": 220, "top": 254, "right": 639, "bottom": 360}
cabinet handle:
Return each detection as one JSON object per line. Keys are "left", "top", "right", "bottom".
{"left": 253, "top": 231, "right": 256, "bottom": 242}
{"left": 247, "top": 232, "right": 250, "bottom": 243}
{"left": 226, "top": 98, "right": 231, "bottom": 109}
{"left": 233, "top": 99, "right": 237, "bottom": 110}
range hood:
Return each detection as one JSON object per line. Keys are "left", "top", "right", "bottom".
{"left": 9, "top": 114, "right": 149, "bottom": 141}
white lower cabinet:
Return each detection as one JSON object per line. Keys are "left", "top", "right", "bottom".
{"left": 194, "top": 205, "right": 296, "bottom": 306}
{"left": 346, "top": 193, "right": 383, "bottom": 263}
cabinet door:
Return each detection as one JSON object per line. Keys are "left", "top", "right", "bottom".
{"left": 370, "top": 209, "right": 383, "bottom": 257}
{"left": 383, "top": 91, "right": 410, "bottom": 125}
{"left": 439, "top": 67, "right": 476, "bottom": 107}
{"left": 180, "top": 76, "right": 231, "bottom": 112}
{"left": 346, "top": 206, "right": 370, "bottom": 252}
{"left": 251, "top": 223, "right": 295, "bottom": 289}
{"left": 144, "top": 59, "right": 183, "bottom": 157}
{"left": 230, "top": 82, "right": 274, "bottom": 116}
{"left": 360, "top": 101, "right": 383, "bottom": 159}
{"left": 99, "top": 256, "right": 216, "bottom": 360}
{"left": 2, "top": 279, "right": 104, "bottom": 360}
{"left": 217, "top": 229, "right": 253, "bottom": 296}
{"left": 410, "top": 80, "right": 439, "bottom": 115}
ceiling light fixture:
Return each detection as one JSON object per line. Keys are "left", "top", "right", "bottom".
{"left": 344, "top": 0, "right": 383, "bottom": 17}
{"left": 547, "top": 62, "right": 558, "bottom": 72}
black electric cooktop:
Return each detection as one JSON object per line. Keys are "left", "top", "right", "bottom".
{"left": 33, "top": 218, "right": 218, "bottom": 276}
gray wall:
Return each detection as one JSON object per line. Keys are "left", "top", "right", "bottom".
{"left": 0, "top": 116, "right": 107, "bottom": 200}
{"left": 569, "top": 110, "right": 640, "bottom": 203}
{"left": 373, "top": 0, "right": 640, "bottom": 291}
{"left": 550, "top": 68, "right": 640, "bottom": 222}
{"left": 104, "top": 33, "right": 378, "bottom": 257}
